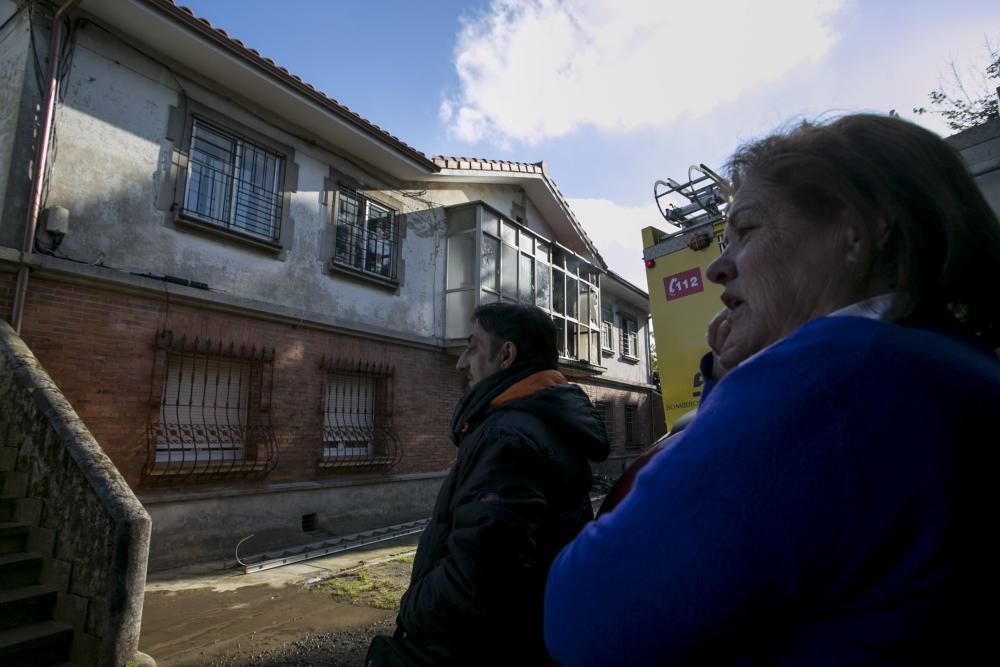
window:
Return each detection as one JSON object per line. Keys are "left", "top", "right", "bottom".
{"left": 621, "top": 314, "right": 639, "bottom": 360}
{"left": 595, "top": 400, "right": 616, "bottom": 446}
{"left": 333, "top": 189, "right": 399, "bottom": 281}
{"left": 182, "top": 118, "right": 284, "bottom": 242}
{"left": 321, "top": 360, "right": 400, "bottom": 469}
{"left": 601, "top": 302, "right": 615, "bottom": 354}
{"left": 624, "top": 404, "right": 639, "bottom": 448}
{"left": 145, "top": 332, "right": 277, "bottom": 482}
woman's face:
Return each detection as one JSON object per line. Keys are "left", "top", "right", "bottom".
{"left": 706, "top": 177, "right": 867, "bottom": 369}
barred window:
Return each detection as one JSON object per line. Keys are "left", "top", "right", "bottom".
{"left": 321, "top": 360, "right": 400, "bottom": 469}
{"left": 145, "top": 332, "right": 277, "bottom": 482}
{"left": 621, "top": 314, "right": 639, "bottom": 360}
{"left": 624, "top": 404, "right": 639, "bottom": 448}
{"left": 182, "top": 118, "right": 284, "bottom": 242}
{"left": 595, "top": 400, "right": 616, "bottom": 446}
{"left": 334, "top": 189, "right": 398, "bottom": 281}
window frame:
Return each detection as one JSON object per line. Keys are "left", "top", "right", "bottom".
{"left": 144, "top": 330, "right": 278, "bottom": 483}
{"left": 601, "top": 301, "right": 616, "bottom": 355}
{"left": 620, "top": 312, "right": 640, "bottom": 362}
{"left": 163, "top": 96, "right": 298, "bottom": 255}
{"left": 319, "top": 358, "right": 401, "bottom": 470}
{"left": 329, "top": 187, "right": 402, "bottom": 286}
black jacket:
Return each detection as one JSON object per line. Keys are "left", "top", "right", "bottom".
{"left": 397, "top": 365, "right": 610, "bottom": 665}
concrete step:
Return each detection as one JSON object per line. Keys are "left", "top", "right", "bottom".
{"left": 0, "top": 522, "right": 29, "bottom": 555}
{"left": 0, "top": 620, "right": 72, "bottom": 667}
{"left": 0, "top": 585, "right": 57, "bottom": 631}
{"left": 0, "top": 552, "right": 43, "bottom": 590}
{"left": 0, "top": 496, "right": 15, "bottom": 522}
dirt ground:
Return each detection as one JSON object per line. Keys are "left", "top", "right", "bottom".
{"left": 139, "top": 536, "right": 419, "bottom": 667}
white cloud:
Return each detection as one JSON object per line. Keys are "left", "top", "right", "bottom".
{"left": 442, "top": 0, "right": 847, "bottom": 145}
{"left": 568, "top": 197, "right": 675, "bottom": 290}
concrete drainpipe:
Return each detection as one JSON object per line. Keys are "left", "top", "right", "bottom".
{"left": 10, "top": 0, "right": 82, "bottom": 335}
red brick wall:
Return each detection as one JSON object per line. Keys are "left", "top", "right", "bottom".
{"left": 12, "top": 277, "right": 464, "bottom": 490}
{"left": 574, "top": 380, "right": 666, "bottom": 457}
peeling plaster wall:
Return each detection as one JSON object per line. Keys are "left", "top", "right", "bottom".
{"left": 0, "top": 1, "right": 34, "bottom": 248}
{"left": 41, "top": 22, "right": 444, "bottom": 341}
{"left": 419, "top": 181, "right": 559, "bottom": 241}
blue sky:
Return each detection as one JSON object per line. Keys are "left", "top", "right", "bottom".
{"left": 182, "top": 0, "right": 1000, "bottom": 287}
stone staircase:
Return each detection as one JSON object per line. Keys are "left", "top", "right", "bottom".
{"left": 0, "top": 473, "right": 76, "bottom": 667}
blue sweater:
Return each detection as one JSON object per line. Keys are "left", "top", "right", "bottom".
{"left": 544, "top": 316, "right": 1000, "bottom": 666}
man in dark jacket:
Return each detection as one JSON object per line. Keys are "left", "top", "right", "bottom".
{"left": 371, "top": 302, "right": 609, "bottom": 666}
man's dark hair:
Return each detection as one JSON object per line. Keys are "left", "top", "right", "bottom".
{"left": 473, "top": 302, "right": 559, "bottom": 370}
{"left": 727, "top": 113, "right": 1000, "bottom": 346}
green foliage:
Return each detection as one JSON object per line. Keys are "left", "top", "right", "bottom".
{"left": 914, "top": 40, "right": 999, "bottom": 132}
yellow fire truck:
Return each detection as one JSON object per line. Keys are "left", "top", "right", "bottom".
{"left": 641, "top": 166, "right": 730, "bottom": 431}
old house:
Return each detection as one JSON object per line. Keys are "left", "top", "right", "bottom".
{"left": 1, "top": 0, "right": 663, "bottom": 572}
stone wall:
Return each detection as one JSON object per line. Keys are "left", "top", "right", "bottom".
{"left": 0, "top": 318, "right": 150, "bottom": 666}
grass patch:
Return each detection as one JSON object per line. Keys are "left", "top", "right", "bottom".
{"left": 315, "top": 555, "right": 414, "bottom": 610}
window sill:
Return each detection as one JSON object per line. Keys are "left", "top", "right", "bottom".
{"left": 619, "top": 354, "right": 640, "bottom": 364}
{"left": 558, "top": 357, "right": 606, "bottom": 374}
{"left": 327, "top": 259, "right": 400, "bottom": 291}
{"left": 320, "top": 455, "right": 397, "bottom": 470}
{"left": 601, "top": 347, "right": 615, "bottom": 357}
{"left": 175, "top": 213, "right": 283, "bottom": 255}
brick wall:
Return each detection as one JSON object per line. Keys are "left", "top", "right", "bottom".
{"left": 13, "top": 277, "right": 464, "bottom": 491}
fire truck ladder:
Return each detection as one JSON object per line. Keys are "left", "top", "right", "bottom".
{"left": 653, "top": 163, "right": 731, "bottom": 229}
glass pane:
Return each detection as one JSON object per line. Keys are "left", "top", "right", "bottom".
{"left": 482, "top": 211, "right": 500, "bottom": 236}
{"left": 552, "top": 269, "right": 565, "bottom": 314}
{"left": 186, "top": 122, "right": 236, "bottom": 224}
{"left": 536, "top": 240, "right": 549, "bottom": 261}
{"left": 447, "top": 234, "right": 474, "bottom": 290}
{"left": 566, "top": 321, "right": 578, "bottom": 359}
{"left": 553, "top": 316, "right": 565, "bottom": 356}
{"left": 518, "top": 254, "right": 534, "bottom": 303}
{"left": 579, "top": 283, "right": 592, "bottom": 325}
{"left": 588, "top": 286, "right": 600, "bottom": 325}
{"left": 481, "top": 234, "right": 499, "bottom": 291}
{"left": 335, "top": 191, "right": 364, "bottom": 268}
{"left": 578, "top": 328, "right": 591, "bottom": 364}
{"left": 501, "top": 244, "right": 518, "bottom": 298}
{"left": 590, "top": 326, "right": 600, "bottom": 362}
{"left": 446, "top": 290, "right": 475, "bottom": 339}
{"left": 448, "top": 206, "right": 476, "bottom": 232}
{"left": 566, "top": 277, "right": 579, "bottom": 320}
{"left": 365, "top": 201, "right": 396, "bottom": 277}
{"left": 519, "top": 231, "right": 533, "bottom": 252}
{"left": 501, "top": 221, "right": 517, "bottom": 245}
{"left": 480, "top": 289, "right": 498, "bottom": 304}
{"left": 535, "top": 262, "right": 551, "bottom": 310}
{"left": 552, "top": 247, "right": 565, "bottom": 269}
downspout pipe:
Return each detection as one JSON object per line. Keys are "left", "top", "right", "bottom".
{"left": 10, "top": 0, "right": 81, "bottom": 335}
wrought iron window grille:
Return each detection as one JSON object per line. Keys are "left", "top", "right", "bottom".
{"left": 181, "top": 117, "right": 284, "bottom": 242}
{"left": 624, "top": 404, "right": 640, "bottom": 449}
{"left": 594, "top": 400, "right": 616, "bottom": 446}
{"left": 333, "top": 188, "right": 399, "bottom": 281}
{"left": 319, "top": 357, "right": 400, "bottom": 470}
{"left": 143, "top": 330, "right": 278, "bottom": 484}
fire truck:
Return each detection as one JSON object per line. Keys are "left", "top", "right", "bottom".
{"left": 641, "top": 165, "right": 730, "bottom": 431}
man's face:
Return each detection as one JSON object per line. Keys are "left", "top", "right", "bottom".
{"left": 456, "top": 321, "right": 504, "bottom": 387}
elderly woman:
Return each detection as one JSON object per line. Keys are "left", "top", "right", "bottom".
{"left": 544, "top": 114, "right": 1000, "bottom": 666}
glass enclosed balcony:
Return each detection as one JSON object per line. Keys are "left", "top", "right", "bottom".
{"left": 444, "top": 202, "right": 604, "bottom": 366}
